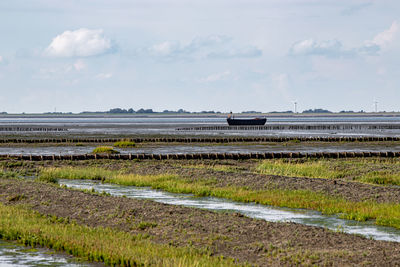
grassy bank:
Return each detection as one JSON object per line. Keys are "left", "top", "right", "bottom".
{"left": 257, "top": 158, "right": 400, "bottom": 186}
{"left": 0, "top": 203, "right": 238, "bottom": 266}
{"left": 39, "top": 167, "right": 400, "bottom": 229}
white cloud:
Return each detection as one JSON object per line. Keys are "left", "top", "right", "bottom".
{"left": 289, "top": 39, "right": 349, "bottom": 57}
{"left": 149, "top": 41, "right": 181, "bottom": 57}
{"left": 200, "top": 71, "right": 231, "bottom": 82}
{"left": 73, "top": 59, "right": 86, "bottom": 71}
{"left": 371, "top": 21, "right": 398, "bottom": 48}
{"left": 148, "top": 35, "right": 261, "bottom": 60}
{"left": 95, "top": 73, "right": 113, "bottom": 80}
{"left": 45, "top": 28, "right": 112, "bottom": 57}
{"left": 291, "top": 22, "right": 399, "bottom": 58}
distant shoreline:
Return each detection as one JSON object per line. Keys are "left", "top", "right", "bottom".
{"left": 0, "top": 112, "right": 399, "bottom": 118}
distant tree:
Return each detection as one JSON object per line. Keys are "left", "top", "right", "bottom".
{"left": 241, "top": 111, "right": 260, "bottom": 114}
{"left": 128, "top": 108, "right": 135, "bottom": 113}
{"left": 302, "top": 108, "right": 332, "bottom": 114}
{"left": 109, "top": 108, "right": 128, "bottom": 113}
{"left": 136, "top": 108, "right": 154, "bottom": 113}
{"left": 270, "top": 111, "right": 293, "bottom": 114}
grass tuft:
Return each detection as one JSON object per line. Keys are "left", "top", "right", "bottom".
{"left": 92, "top": 146, "right": 119, "bottom": 154}
{"left": 113, "top": 140, "right": 136, "bottom": 148}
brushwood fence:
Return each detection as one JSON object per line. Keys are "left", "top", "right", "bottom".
{"left": 0, "top": 136, "right": 400, "bottom": 144}
{"left": 1, "top": 151, "right": 399, "bottom": 161}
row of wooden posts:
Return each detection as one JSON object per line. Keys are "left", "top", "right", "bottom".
{"left": 1, "top": 151, "right": 399, "bottom": 161}
{"left": 0, "top": 136, "right": 400, "bottom": 144}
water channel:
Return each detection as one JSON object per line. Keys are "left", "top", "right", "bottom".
{"left": 1, "top": 142, "right": 400, "bottom": 156}
{"left": 0, "top": 240, "right": 95, "bottom": 267}
{"left": 60, "top": 179, "right": 400, "bottom": 243}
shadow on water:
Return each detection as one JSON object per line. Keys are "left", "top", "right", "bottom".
{"left": 60, "top": 179, "right": 400, "bottom": 243}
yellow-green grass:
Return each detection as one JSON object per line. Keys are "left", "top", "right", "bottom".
{"left": 179, "top": 164, "right": 240, "bottom": 173}
{"left": 92, "top": 146, "right": 119, "bottom": 154}
{"left": 39, "top": 167, "right": 400, "bottom": 229}
{"left": 113, "top": 140, "right": 136, "bottom": 148}
{"left": 0, "top": 203, "right": 239, "bottom": 267}
{"left": 257, "top": 158, "right": 400, "bottom": 186}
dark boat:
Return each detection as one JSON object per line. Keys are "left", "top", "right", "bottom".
{"left": 227, "top": 117, "right": 267, "bottom": 126}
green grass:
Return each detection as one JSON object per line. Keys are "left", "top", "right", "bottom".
{"left": 92, "top": 146, "right": 119, "bottom": 154}
{"left": 257, "top": 160, "right": 346, "bottom": 179}
{"left": 39, "top": 167, "right": 400, "bottom": 229}
{"left": 113, "top": 140, "right": 136, "bottom": 148}
{"left": 0, "top": 203, "right": 239, "bottom": 266}
{"left": 257, "top": 158, "right": 400, "bottom": 186}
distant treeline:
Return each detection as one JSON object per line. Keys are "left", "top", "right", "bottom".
{"left": 3, "top": 108, "right": 392, "bottom": 115}
{"left": 81, "top": 108, "right": 222, "bottom": 114}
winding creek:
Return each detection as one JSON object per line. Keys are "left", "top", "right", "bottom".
{"left": 60, "top": 179, "right": 400, "bottom": 243}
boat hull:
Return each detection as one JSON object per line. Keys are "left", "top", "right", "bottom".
{"left": 227, "top": 118, "right": 267, "bottom": 126}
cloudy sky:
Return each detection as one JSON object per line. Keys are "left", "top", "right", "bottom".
{"left": 0, "top": 0, "right": 399, "bottom": 113}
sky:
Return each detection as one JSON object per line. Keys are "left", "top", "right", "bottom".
{"left": 0, "top": 0, "right": 399, "bottom": 113}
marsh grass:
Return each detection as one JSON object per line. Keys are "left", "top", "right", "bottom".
{"left": 113, "top": 140, "right": 136, "bottom": 148}
{"left": 91, "top": 146, "right": 119, "bottom": 154}
{"left": 257, "top": 160, "right": 345, "bottom": 179}
{"left": 257, "top": 158, "right": 400, "bottom": 186}
{"left": 0, "top": 171, "right": 19, "bottom": 179}
{"left": 359, "top": 171, "right": 400, "bottom": 186}
{"left": 0, "top": 203, "right": 238, "bottom": 267}
{"left": 180, "top": 164, "right": 240, "bottom": 173}
{"left": 40, "top": 167, "right": 400, "bottom": 229}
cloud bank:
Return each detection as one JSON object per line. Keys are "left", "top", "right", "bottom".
{"left": 45, "top": 28, "right": 112, "bottom": 57}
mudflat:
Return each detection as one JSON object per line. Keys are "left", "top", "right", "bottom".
{"left": 1, "top": 158, "right": 400, "bottom": 265}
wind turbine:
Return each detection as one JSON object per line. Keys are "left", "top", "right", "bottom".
{"left": 373, "top": 99, "right": 378, "bottom": 113}
{"left": 292, "top": 100, "right": 298, "bottom": 113}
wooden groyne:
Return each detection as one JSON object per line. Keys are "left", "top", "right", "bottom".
{"left": 0, "top": 136, "right": 400, "bottom": 144}
{"left": 0, "top": 127, "right": 67, "bottom": 132}
{"left": 1, "top": 151, "right": 400, "bottom": 161}
{"left": 176, "top": 124, "right": 400, "bottom": 131}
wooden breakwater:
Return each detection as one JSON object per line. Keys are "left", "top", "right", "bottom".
{"left": 176, "top": 124, "right": 400, "bottom": 131}
{"left": 0, "top": 127, "right": 67, "bottom": 132}
{"left": 1, "top": 151, "right": 400, "bottom": 161}
{"left": 0, "top": 136, "right": 400, "bottom": 144}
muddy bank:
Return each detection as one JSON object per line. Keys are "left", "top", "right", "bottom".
{"left": 4, "top": 158, "right": 400, "bottom": 204}
{"left": 1, "top": 177, "right": 400, "bottom": 266}
{"left": 28, "top": 158, "right": 400, "bottom": 204}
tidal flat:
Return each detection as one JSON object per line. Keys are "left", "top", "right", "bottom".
{"left": 1, "top": 158, "right": 400, "bottom": 265}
